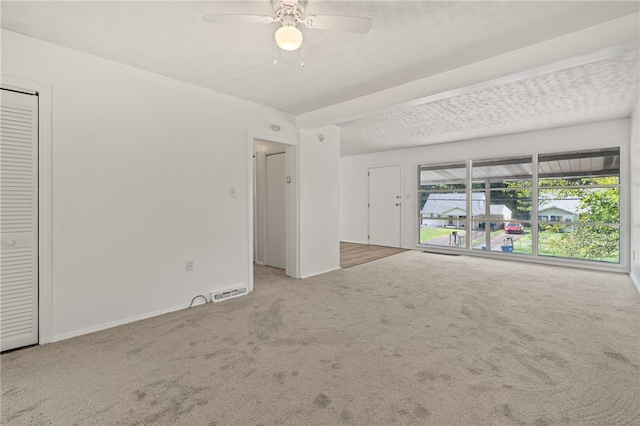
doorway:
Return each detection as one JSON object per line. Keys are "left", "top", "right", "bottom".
{"left": 0, "top": 88, "right": 39, "bottom": 351}
{"left": 368, "top": 165, "right": 402, "bottom": 247}
{"left": 251, "top": 137, "right": 298, "bottom": 281}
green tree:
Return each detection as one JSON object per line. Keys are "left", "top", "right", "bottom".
{"left": 543, "top": 177, "right": 619, "bottom": 261}
{"left": 506, "top": 177, "right": 619, "bottom": 261}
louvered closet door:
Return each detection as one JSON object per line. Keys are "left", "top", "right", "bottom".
{"left": 0, "top": 89, "right": 38, "bottom": 352}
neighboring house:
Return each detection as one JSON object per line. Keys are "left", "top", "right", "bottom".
{"left": 538, "top": 198, "right": 581, "bottom": 222}
{"left": 421, "top": 193, "right": 512, "bottom": 228}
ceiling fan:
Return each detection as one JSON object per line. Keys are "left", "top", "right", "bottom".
{"left": 203, "top": 0, "right": 372, "bottom": 52}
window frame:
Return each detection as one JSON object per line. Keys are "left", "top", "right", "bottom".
{"left": 416, "top": 146, "right": 627, "bottom": 271}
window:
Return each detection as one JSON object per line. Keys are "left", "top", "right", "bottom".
{"left": 417, "top": 147, "right": 621, "bottom": 264}
{"left": 471, "top": 156, "right": 533, "bottom": 254}
{"left": 537, "top": 148, "right": 620, "bottom": 263}
{"left": 418, "top": 163, "right": 467, "bottom": 248}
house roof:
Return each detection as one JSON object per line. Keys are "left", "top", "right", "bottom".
{"left": 539, "top": 198, "right": 581, "bottom": 215}
{"left": 421, "top": 193, "right": 511, "bottom": 217}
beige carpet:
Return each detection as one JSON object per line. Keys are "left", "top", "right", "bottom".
{"left": 2, "top": 251, "right": 639, "bottom": 425}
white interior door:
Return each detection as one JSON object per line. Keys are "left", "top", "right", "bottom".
{"left": 0, "top": 89, "right": 39, "bottom": 351}
{"left": 368, "top": 165, "right": 401, "bottom": 247}
{"left": 266, "top": 153, "right": 286, "bottom": 269}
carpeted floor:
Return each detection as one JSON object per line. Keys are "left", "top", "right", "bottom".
{"left": 1, "top": 251, "right": 639, "bottom": 425}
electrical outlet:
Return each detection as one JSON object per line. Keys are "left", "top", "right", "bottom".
{"left": 186, "top": 260, "right": 194, "bottom": 271}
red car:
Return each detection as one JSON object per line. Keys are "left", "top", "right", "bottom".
{"left": 504, "top": 222, "right": 524, "bottom": 234}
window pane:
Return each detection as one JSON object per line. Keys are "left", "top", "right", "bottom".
{"left": 472, "top": 156, "right": 533, "bottom": 188}
{"left": 538, "top": 224, "right": 620, "bottom": 263}
{"left": 470, "top": 188, "right": 533, "bottom": 222}
{"left": 419, "top": 219, "right": 466, "bottom": 248}
{"left": 419, "top": 162, "right": 466, "bottom": 190}
{"left": 420, "top": 192, "right": 467, "bottom": 219}
{"left": 538, "top": 148, "right": 620, "bottom": 185}
{"left": 470, "top": 221, "right": 532, "bottom": 254}
{"left": 539, "top": 187, "right": 619, "bottom": 224}
{"left": 416, "top": 148, "right": 621, "bottom": 266}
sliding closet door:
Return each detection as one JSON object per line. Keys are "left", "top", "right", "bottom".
{"left": 0, "top": 89, "right": 39, "bottom": 351}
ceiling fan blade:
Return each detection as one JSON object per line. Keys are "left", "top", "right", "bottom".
{"left": 303, "top": 15, "right": 372, "bottom": 34}
{"left": 202, "top": 14, "right": 275, "bottom": 25}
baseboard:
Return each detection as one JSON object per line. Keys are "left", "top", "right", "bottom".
{"left": 631, "top": 272, "right": 640, "bottom": 294}
{"left": 300, "top": 266, "right": 341, "bottom": 279}
{"left": 341, "top": 239, "right": 368, "bottom": 245}
{"left": 50, "top": 302, "right": 191, "bottom": 343}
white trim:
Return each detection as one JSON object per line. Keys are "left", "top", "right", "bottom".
{"left": 416, "top": 245, "right": 627, "bottom": 274}
{"left": 292, "top": 138, "right": 301, "bottom": 278}
{"left": 619, "top": 138, "right": 631, "bottom": 271}
{"left": 1, "top": 74, "right": 53, "bottom": 345}
{"left": 251, "top": 132, "right": 298, "bottom": 147}
{"left": 50, "top": 302, "right": 194, "bottom": 343}
{"left": 630, "top": 272, "right": 640, "bottom": 294}
{"left": 247, "top": 131, "right": 300, "bottom": 289}
{"left": 300, "top": 266, "right": 341, "bottom": 280}
{"left": 248, "top": 134, "right": 254, "bottom": 291}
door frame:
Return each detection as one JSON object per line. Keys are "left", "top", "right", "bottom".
{"left": 264, "top": 151, "right": 286, "bottom": 269}
{"left": 367, "top": 163, "right": 403, "bottom": 248}
{"left": 1, "top": 75, "right": 53, "bottom": 345}
{"left": 253, "top": 146, "right": 286, "bottom": 267}
{"left": 247, "top": 132, "right": 299, "bottom": 291}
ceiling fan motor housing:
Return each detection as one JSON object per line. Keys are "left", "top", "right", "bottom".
{"left": 273, "top": 0, "right": 305, "bottom": 14}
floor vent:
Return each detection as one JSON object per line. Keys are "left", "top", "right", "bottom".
{"left": 211, "top": 286, "right": 248, "bottom": 303}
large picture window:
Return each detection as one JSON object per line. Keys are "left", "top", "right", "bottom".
{"left": 537, "top": 149, "right": 620, "bottom": 263}
{"left": 417, "top": 147, "right": 621, "bottom": 265}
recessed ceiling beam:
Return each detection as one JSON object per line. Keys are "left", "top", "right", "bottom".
{"left": 296, "top": 13, "right": 639, "bottom": 129}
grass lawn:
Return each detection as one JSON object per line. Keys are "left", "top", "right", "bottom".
{"left": 420, "top": 227, "right": 619, "bottom": 263}
{"left": 514, "top": 232, "right": 619, "bottom": 262}
{"left": 420, "top": 227, "right": 501, "bottom": 246}
{"left": 420, "top": 227, "right": 461, "bottom": 242}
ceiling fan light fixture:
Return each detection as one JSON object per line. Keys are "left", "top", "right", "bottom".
{"left": 275, "top": 25, "right": 303, "bottom": 51}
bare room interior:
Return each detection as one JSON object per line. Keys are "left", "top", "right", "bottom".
{"left": 1, "top": 1, "right": 639, "bottom": 425}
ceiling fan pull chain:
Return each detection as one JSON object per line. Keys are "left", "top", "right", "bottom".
{"left": 300, "top": 42, "right": 304, "bottom": 67}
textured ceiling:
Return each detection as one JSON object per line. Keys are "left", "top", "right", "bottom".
{"left": 1, "top": 1, "right": 638, "bottom": 116}
{"left": 1, "top": 1, "right": 639, "bottom": 157}
{"left": 338, "top": 52, "right": 639, "bottom": 156}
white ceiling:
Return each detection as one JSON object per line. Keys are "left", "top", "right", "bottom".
{"left": 2, "top": 1, "right": 639, "bottom": 156}
{"left": 339, "top": 51, "right": 639, "bottom": 156}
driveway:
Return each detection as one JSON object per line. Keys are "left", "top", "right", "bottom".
{"left": 472, "top": 231, "right": 526, "bottom": 251}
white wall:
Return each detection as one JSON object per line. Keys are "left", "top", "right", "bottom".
{"left": 2, "top": 30, "right": 298, "bottom": 341}
{"left": 630, "top": 101, "right": 640, "bottom": 291}
{"left": 298, "top": 126, "right": 341, "bottom": 278}
{"left": 341, "top": 119, "right": 631, "bottom": 266}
